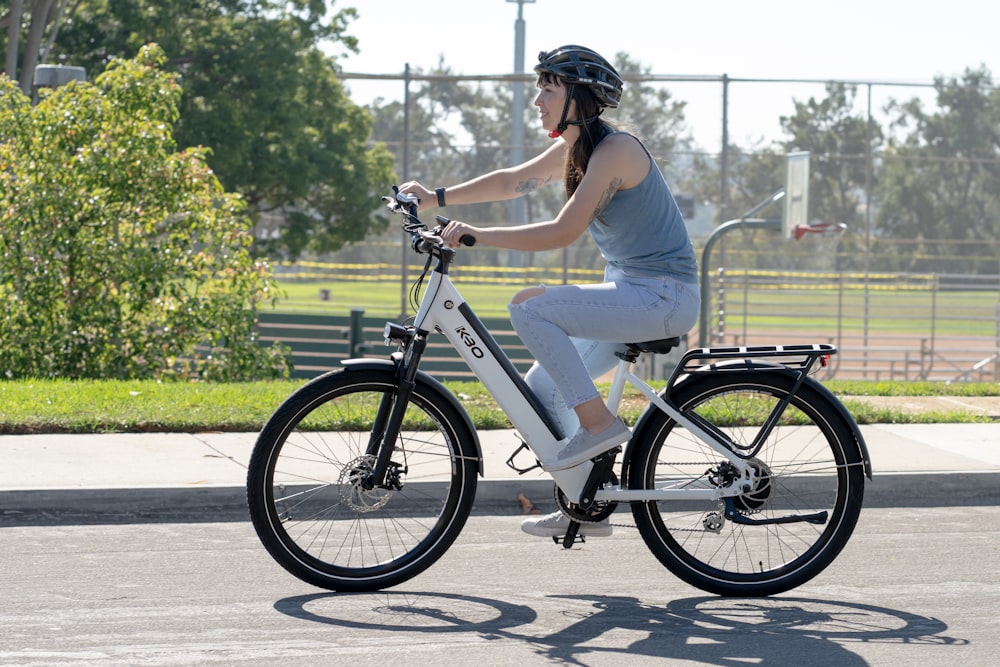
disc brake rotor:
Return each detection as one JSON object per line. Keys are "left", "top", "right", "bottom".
{"left": 339, "top": 455, "right": 394, "bottom": 512}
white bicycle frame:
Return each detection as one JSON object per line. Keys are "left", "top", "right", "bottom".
{"left": 408, "top": 242, "right": 756, "bottom": 505}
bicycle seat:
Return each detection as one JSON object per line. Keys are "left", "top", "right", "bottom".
{"left": 627, "top": 336, "right": 682, "bottom": 354}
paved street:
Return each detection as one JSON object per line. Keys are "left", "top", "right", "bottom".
{"left": 2, "top": 507, "right": 998, "bottom": 666}
{"left": 2, "top": 419, "right": 999, "bottom": 664}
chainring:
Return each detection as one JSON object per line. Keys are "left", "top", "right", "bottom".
{"left": 553, "top": 472, "right": 620, "bottom": 523}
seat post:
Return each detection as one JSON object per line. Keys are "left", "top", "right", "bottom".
{"left": 605, "top": 354, "right": 634, "bottom": 415}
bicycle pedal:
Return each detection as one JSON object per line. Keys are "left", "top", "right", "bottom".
{"left": 552, "top": 534, "right": 586, "bottom": 549}
{"left": 554, "top": 520, "right": 585, "bottom": 549}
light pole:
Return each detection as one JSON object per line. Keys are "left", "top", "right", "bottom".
{"left": 507, "top": 0, "right": 535, "bottom": 267}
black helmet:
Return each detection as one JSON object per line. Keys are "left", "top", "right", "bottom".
{"left": 534, "top": 45, "right": 624, "bottom": 109}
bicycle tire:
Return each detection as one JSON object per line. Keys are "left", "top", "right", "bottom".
{"left": 247, "top": 367, "right": 479, "bottom": 592}
{"left": 626, "top": 369, "right": 865, "bottom": 596}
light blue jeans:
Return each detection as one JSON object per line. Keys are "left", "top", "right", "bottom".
{"left": 507, "top": 266, "right": 700, "bottom": 438}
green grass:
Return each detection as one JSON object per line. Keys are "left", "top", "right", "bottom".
{"left": 0, "top": 377, "right": 996, "bottom": 434}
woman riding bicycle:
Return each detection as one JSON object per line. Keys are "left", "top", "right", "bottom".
{"left": 399, "top": 45, "right": 700, "bottom": 538}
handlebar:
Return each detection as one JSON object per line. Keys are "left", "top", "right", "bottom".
{"left": 382, "top": 187, "right": 476, "bottom": 253}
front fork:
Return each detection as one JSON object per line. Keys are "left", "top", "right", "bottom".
{"left": 362, "top": 329, "right": 428, "bottom": 490}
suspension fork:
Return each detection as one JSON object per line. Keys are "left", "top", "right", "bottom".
{"left": 362, "top": 330, "right": 428, "bottom": 490}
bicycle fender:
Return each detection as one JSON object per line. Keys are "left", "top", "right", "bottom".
{"left": 340, "top": 358, "right": 484, "bottom": 475}
{"left": 625, "top": 364, "right": 872, "bottom": 482}
{"left": 802, "top": 374, "right": 873, "bottom": 479}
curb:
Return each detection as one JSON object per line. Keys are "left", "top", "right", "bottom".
{"left": 3, "top": 472, "right": 999, "bottom": 526}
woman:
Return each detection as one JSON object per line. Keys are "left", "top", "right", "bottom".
{"left": 399, "top": 45, "right": 700, "bottom": 538}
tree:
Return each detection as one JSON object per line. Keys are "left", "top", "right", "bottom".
{"left": 1, "top": 0, "right": 73, "bottom": 93}
{"left": 52, "top": 0, "right": 396, "bottom": 259}
{"left": 0, "top": 44, "right": 290, "bottom": 380}
{"left": 878, "top": 66, "right": 1000, "bottom": 271}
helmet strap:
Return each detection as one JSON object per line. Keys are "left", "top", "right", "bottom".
{"left": 548, "top": 83, "right": 576, "bottom": 139}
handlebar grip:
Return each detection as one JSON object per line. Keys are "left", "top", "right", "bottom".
{"left": 435, "top": 214, "right": 475, "bottom": 246}
{"left": 397, "top": 191, "right": 420, "bottom": 206}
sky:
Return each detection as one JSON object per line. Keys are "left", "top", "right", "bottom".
{"left": 330, "top": 0, "right": 998, "bottom": 151}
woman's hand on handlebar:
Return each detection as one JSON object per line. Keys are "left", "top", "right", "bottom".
{"left": 397, "top": 181, "right": 435, "bottom": 209}
{"left": 440, "top": 219, "right": 480, "bottom": 248}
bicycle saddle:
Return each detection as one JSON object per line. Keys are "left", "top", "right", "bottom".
{"left": 627, "top": 337, "right": 682, "bottom": 354}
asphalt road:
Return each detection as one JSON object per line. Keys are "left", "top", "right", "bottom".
{"left": 2, "top": 507, "right": 997, "bottom": 666}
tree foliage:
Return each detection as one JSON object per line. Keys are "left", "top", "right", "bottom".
{"left": 0, "top": 44, "right": 290, "bottom": 380}
{"left": 52, "top": 0, "right": 396, "bottom": 259}
{"left": 1, "top": 0, "right": 70, "bottom": 93}
{"left": 877, "top": 67, "right": 1000, "bottom": 271}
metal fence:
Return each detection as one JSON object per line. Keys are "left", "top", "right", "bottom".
{"left": 705, "top": 268, "right": 1000, "bottom": 382}
{"left": 289, "top": 73, "right": 999, "bottom": 382}
{"left": 701, "top": 236, "right": 1000, "bottom": 382}
{"left": 271, "top": 241, "right": 1000, "bottom": 382}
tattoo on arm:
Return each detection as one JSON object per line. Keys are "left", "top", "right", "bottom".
{"left": 594, "top": 177, "right": 624, "bottom": 223}
{"left": 515, "top": 176, "right": 550, "bottom": 194}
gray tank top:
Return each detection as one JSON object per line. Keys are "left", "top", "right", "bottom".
{"left": 586, "top": 133, "right": 698, "bottom": 284}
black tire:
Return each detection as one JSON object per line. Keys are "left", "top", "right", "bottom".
{"left": 247, "top": 368, "right": 479, "bottom": 592}
{"left": 627, "top": 370, "right": 865, "bottom": 596}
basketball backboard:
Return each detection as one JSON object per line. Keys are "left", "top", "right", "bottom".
{"left": 783, "top": 151, "right": 810, "bottom": 238}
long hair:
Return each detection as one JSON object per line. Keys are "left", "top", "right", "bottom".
{"left": 538, "top": 73, "right": 617, "bottom": 199}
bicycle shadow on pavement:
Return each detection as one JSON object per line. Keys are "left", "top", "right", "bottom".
{"left": 274, "top": 591, "right": 967, "bottom": 665}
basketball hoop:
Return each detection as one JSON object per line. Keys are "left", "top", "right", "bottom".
{"left": 793, "top": 221, "right": 847, "bottom": 241}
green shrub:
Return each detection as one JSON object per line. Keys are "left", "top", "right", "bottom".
{"left": 0, "top": 45, "right": 290, "bottom": 380}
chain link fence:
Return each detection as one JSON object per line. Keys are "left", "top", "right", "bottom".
{"left": 307, "top": 72, "right": 1000, "bottom": 381}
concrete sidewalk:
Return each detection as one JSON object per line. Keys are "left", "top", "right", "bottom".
{"left": 2, "top": 419, "right": 999, "bottom": 525}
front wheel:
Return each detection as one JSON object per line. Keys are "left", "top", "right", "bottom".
{"left": 627, "top": 370, "right": 865, "bottom": 596}
{"left": 247, "top": 367, "right": 479, "bottom": 592}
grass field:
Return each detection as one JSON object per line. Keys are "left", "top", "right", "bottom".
{"left": 274, "top": 279, "right": 525, "bottom": 319}
{"left": 270, "top": 277, "right": 1000, "bottom": 337}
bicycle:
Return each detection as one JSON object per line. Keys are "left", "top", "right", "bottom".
{"left": 247, "top": 188, "right": 872, "bottom": 597}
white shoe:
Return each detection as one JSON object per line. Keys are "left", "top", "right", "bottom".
{"left": 521, "top": 511, "right": 612, "bottom": 538}
{"left": 546, "top": 417, "right": 630, "bottom": 471}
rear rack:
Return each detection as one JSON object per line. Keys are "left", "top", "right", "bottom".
{"left": 673, "top": 343, "right": 837, "bottom": 379}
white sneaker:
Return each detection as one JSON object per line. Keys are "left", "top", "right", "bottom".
{"left": 520, "top": 511, "right": 612, "bottom": 538}
{"left": 546, "top": 417, "right": 630, "bottom": 471}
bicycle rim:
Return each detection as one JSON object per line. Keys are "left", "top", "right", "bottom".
{"left": 628, "top": 371, "right": 864, "bottom": 596}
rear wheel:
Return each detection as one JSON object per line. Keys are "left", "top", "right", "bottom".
{"left": 627, "top": 370, "right": 865, "bottom": 596}
{"left": 247, "top": 368, "right": 479, "bottom": 591}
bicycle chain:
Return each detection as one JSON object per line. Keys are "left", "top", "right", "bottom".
{"left": 570, "top": 461, "right": 716, "bottom": 532}
{"left": 605, "top": 520, "right": 711, "bottom": 533}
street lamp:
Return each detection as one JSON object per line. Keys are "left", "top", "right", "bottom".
{"left": 507, "top": 0, "right": 535, "bottom": 267}
{"left": 32, "top": 64, "right": 86, "bottom": 105}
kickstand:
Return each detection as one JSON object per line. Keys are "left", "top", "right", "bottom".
{"left": 552, "top": 520, "right": 585, "bottom": 549}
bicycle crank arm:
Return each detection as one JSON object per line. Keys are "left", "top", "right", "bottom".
{"left": 723, "top": 498, "right": 828, "bottom": 526}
